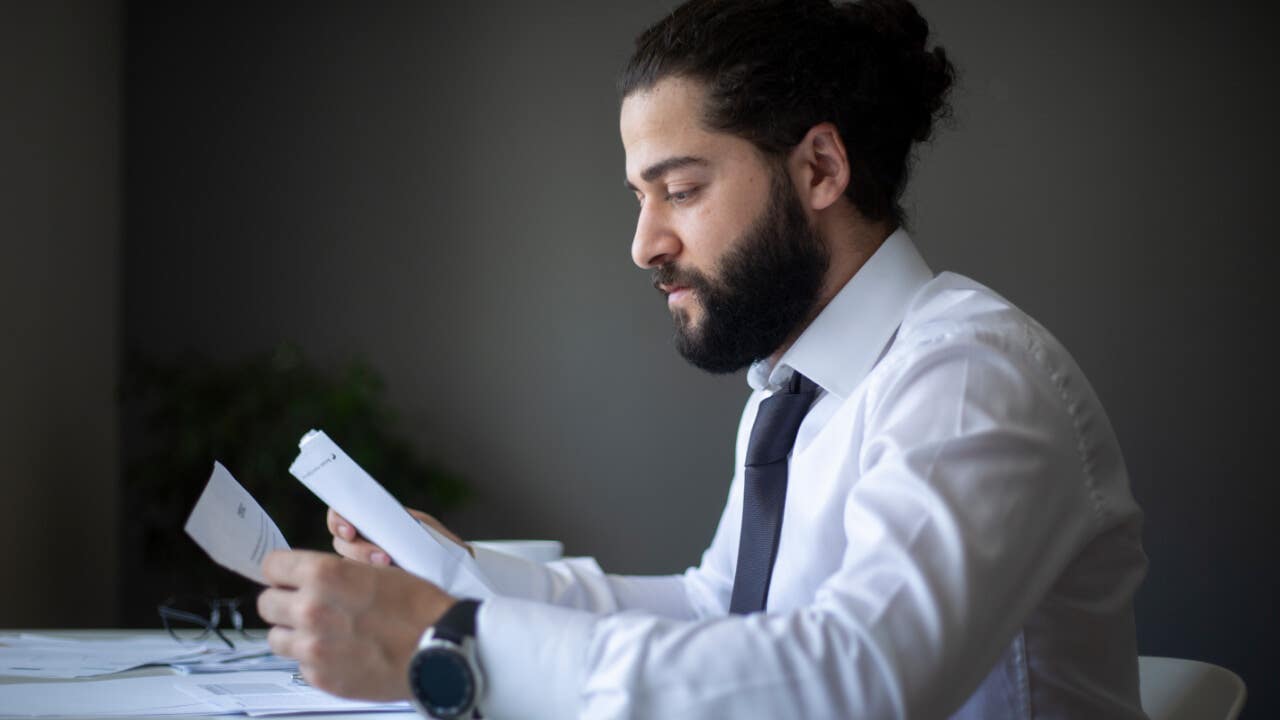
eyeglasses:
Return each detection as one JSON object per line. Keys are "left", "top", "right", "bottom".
{"left": 158, "top": 596, "right": 264, "bottom": 650}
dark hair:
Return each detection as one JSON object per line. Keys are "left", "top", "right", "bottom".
{"left": 620, "top": 0, "right": 955, "bottom": 228}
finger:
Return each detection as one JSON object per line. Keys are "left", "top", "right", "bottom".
{"left": 296, "top": 663, "right": 342, "bottom": 698}
{"left": 406, "top": 509, "right": 448, "bottom": 536}
{"left": 267, "top": 625, "right": 298, "bottom": 659}
{"left": 257, "top": 587, "right": 298, "bottom": 628}
{"left": 407, "top": 509, "right": 465, "bottom": 543}
{"left": 263, "top": 549, "right": 331, "bottom": 587}
{"left": 332, "top": 536, "right": 393, "bottom": 566}
{"left": 406, "top": 509, "right": 472, "bottom": 556}
{"left": 327, "top": 508, "right": 357, "bottom": 541}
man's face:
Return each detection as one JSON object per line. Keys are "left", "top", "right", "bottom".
{"left": 621, "top": 78, "right": 829, "bottom": 373}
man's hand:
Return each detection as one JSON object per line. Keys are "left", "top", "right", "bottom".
{"left": 257, "top": 550, "right": 457, "bottom": 700}
{"left": 328, "top": 507, "right": 473, "bottom": 566}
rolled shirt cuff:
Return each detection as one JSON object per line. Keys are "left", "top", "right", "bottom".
{"left": 470, "top": 546, "right": 619, "bottom": 612}
{"left": 470, "top": 545, "right": 550, "bottom": 596}
{"left": 475, "top": 596, "right": 598, "bottom": 720}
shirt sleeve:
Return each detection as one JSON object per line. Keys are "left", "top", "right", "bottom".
{"left": 476, "top": 329, "right": 1105, "bottom": 718}
{"left": 469, "top": 546, "right": 701, "bottom": 618}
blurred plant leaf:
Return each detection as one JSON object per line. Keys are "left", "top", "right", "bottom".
{"left": 120, "top": 343, "right": 467, "bottom": 603}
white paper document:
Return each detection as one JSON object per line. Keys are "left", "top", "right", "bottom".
{"left": 288, "top": 429, "right": 494, "bottom": 598}
{"left": 0, "top": 670, "right": 413, "bottom": 718}
{"left": 0, "top": 672, "right": 230, "bottom": 717}
{"left": 0, "top": 634, "right": 209, "bottom": 679}
{"left": 170, "top": 655, "right": 298, "bottom": 676}
{"left": 167, "top": 639, "right": 298, "bottom": 675}
{"left": 185, "top": 461, "right": 291, "bottom": 584}
{"left": 175, "top": 672, "right": 412, "bottom": 716}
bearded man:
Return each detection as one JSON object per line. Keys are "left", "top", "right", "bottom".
{"left": 258, "top": 1, "right": 1148, "bottom": 717}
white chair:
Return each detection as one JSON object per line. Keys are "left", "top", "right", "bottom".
{"left": 1139, "top": 656, "right": 1247, "bottom": 720}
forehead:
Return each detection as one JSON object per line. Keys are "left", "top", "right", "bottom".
{"left": 620, "top": 77, "right": 748, "bottom": 183}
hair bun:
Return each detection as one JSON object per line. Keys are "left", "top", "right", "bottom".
{"left": 853, "top": 0, "right": 930, "bottom": 52}
{"left": 914, "top": 45, "right": 954, "bottom": 141}
{"left": 846, "top": 0, "right": 955, "bottom": 142}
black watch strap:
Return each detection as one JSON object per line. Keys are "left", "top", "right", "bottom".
{"left": 432, "top": 599, "right": 481, "bottom": 644}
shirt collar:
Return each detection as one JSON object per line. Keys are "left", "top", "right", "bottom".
{"left": 748, "top": 228, "right": 934, "bottom": 397}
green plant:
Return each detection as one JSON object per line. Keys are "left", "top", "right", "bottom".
{"left": 119, "top": 343, "right": 467, "bottom": 620}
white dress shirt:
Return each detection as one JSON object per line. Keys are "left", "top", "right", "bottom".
{"left": 458, "top": 229, "right": 1148, "bottom": 719}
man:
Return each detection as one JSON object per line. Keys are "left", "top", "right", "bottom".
{"left": 257, "top": 0, "right": 1148, "bottom": 717}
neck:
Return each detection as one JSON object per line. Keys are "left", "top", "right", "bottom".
{"left": 766, "top": 215, "right": 895, "bottom": 368}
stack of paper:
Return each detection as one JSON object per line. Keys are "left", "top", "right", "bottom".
{"left": 0, "top": 673, "right": 228, "bottom": 717}
{"left": 0, "top": 634, "right": 299, "bottom": 681}
{"left": 177, "top": 673, "right": 412, "bottom": 716}
{"left": 0, "top": 671, "right": 413, "bottom": 717}
{"left": 0, "top": 634, "right": 209, "bottom": 679}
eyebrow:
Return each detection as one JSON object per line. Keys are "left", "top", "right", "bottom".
{"left": 624, "top": 155, "right": 708, "bottom": 191}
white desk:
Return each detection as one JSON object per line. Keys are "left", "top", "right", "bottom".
{"left": 0, "top": 630, "right": 421, "bottom": 720}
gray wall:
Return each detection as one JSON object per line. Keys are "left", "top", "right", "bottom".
{"left": 0, "top": 1, "right": 121, "bottom": 627}
{"left": 119, "top": 0, "right": 1275, "bottom": 715}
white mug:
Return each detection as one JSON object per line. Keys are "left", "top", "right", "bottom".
{"left": 471, "top": 539, "right": 564, "bottom": 564}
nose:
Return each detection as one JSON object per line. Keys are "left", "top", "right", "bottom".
{"left": 630, "top": 205, "right": 681, "bottom": 269}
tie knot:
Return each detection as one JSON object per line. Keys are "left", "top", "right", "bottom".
{"left": 744, "top": 373, "right": 818, "bottom": 466}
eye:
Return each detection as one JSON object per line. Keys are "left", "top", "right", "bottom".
{"left": 666, "top": 187, "right": 698, "bottom": 205}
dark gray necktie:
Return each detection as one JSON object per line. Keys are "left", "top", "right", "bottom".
{"left": 729, "top": 371, "right": 819, "bottom": 614}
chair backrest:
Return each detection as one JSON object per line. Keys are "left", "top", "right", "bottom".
{"left": 1139, "top": 656, "right": 1247, "bottom": 720}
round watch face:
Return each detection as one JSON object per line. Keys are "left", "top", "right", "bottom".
{"left": 410, "top": 646, "right": 475, "bottom": 718}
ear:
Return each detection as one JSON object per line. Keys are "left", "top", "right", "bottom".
{"left": 787, "top": 122, "right": 850, "bottom": 212}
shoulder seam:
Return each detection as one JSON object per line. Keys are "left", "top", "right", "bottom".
{"left": 873, "top": 321, "right": 1108, "bottom": 528}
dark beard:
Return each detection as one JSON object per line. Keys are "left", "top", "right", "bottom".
{"left": 652, "top": 171, "right": 829, "bottom": 374}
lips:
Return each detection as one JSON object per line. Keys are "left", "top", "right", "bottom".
{"left": 666, "top": 286, "right": 692, "bottom": 305}
{"left": 653, "top": 266, "right": 702, "bottom": 308}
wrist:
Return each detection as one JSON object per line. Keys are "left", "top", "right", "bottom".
{"left": 409, "top": 599, "right": 484, "bottom": 719}
{"left": 419, "top": 590, "right": 459, "bottom": 635}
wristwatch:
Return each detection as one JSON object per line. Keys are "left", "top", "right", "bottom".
{"left": 408, "top": 599, "right": 484, "bottom": 719}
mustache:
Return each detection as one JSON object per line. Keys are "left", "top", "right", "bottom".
{"left": 651, "top": 264, "right": 712, "bottom": 294}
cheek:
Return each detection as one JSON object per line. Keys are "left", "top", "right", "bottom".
{"left": 681, "top": 205, "right": 741, "bottom": 264}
